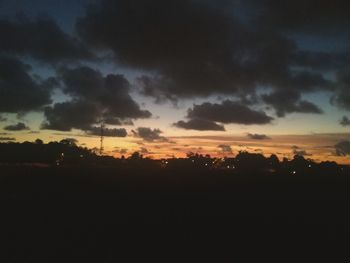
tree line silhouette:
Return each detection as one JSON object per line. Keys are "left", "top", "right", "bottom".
{"left": 0, "top": 140, "right": 348, "bottom": 176}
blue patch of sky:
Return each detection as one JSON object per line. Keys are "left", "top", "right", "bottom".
{"left": 303, "top": 91, "right": 349, "bottom": 131}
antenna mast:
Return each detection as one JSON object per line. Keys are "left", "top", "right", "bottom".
{"left": 99, "top": 122, "right": 105, "bottom": 155}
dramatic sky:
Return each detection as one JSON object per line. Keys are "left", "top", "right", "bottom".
{"left": 1, "top": 0, "right": 350, "bottom": 163}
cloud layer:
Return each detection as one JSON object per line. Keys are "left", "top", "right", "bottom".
{"left": 247, "top": 133, "right": 271, "bottom": 140}
{"left": 132, "top": 127, "right": 168, "bottom": 142}
{"left": 75, "top": 0, "right": 342, "bottom": 118}
{"left": 174, "top": 119, "right": 225, "bottom": 131}
{"left": 0, "top": 16, "right": 93, "bottom": 63}
{"left": 175, "top": 100, "right": 274, "bottom": 131}
{"left": 0, "top": 0, "right": 349, "bottom": 153}
{"left": 42, "top": 66, "right": 151, "bottom": 131}
{"left": 4, "top": 122, "right": 29, "bottom": 131}
{"left": 87, "top": 126, "right": 127, "bottom": 137}
{"left": 0, "top": 56, "right": 53, "bottom": 113}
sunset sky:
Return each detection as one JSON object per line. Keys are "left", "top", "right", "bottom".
{"left": 0, "top": 0, "right": 349, "bottom": 163}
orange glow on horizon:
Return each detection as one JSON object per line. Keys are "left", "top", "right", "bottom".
{"left": 5, "top": 132, "right": 350, "bottom": 165}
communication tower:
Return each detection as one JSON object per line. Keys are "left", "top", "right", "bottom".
{"left": 99, "top": 122, "right": 105, "bottom": 155}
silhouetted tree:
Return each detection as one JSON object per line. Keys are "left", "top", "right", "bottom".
{"left": 60, "top": 138, "right": 78, "bottom": 146}
{"left": 130, "top": 152, "right": 142, "bottom": 160}
{"left": 35, "top": 139, "right": 43, "bottom": 145}
{"left": 235, "top": 151, "right": 268, "bottom": 173}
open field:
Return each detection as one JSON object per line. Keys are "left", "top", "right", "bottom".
{"left": 1, "top": 166, "right": 350, "bottom": 261}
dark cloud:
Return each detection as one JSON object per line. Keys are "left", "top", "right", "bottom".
{"left": 0, "top": 137, "right": 15, "bottom": 141}
{"left": 103, "top": 117, "right": 122, "bottom": 125}
{"left": 119, "top": 148, "right": 128, "bottom": 155}
{"left": 42, "top": 66, "right": 151, "bottom": 131}
{"left": 60, "top": 138, "right": 79, "bottom": 145}
{"left": 2, "top": 0, "right": 349, "bottom": 139}
{"left": 334, "top": 89, "right": 350, "bottom": 111}
{"left": 42, "top": 100, "right": 100, "bottom": 131}
{"left": 333, "top": 71, "right": 350, "bottom": 110}
{"left": 28, "top": 131, "right": 40, "bottom": 134}
{"left": 174, "top": 119, "right": 225, "bottom": 131}
{"left": 73, "top": 0, "right": 350, "bottom": 123}
{"left": 103, "top": 117, "right": 133, "bottom": 126}
{"left": 247, "top": 133, "right": 271, "bottom": 140}
{"left": 77, "top": 0, "right": 241, "bottom": 76}
{"left": 293, "top": 149, "right": 312, "bottom": 157}
{"left": 77, "top": 0, "right": 322, "bottom": 101}
{"left": 132, "top": 127, "right": 167, "bottom": 142}
{"left": 139, "top": 147, "right": 150, "bottom": 154}
{"left": 252, "top": 0, "right": 350, "bottom": 34}
{"left": 340, "top": 116, "right": 350, "bottom": 126}
{"left": 292, "top": 51, "right": 350, "bottom": 71}
{"left": 136, "top": 76, "right": 179, "bottom": 104}
{"left": 0, "top": 16, "right": 93, "bottom": 63}
{"left": 4, "top": 122, "right": 29, "bottom": 131}
{"left": 87, "top": 126, "right": 127, "bottom": 137}
{"left": 0, "top": 56, "right": 52, "bottom": 113}
{"left": 287, "top": 71, "right": 331, "bottom": 92}
{"left": 262, "top": 90, "right": 322, "bottom": 117}
{"left": 335, "top": 141, "right": 350, "bottom": 156}
{"left": 186, "top": 100, "right": 273, "bottom": 125}
{"left": 59, "top": 66, "right": 151, "bottom": 119}
{"left": 218, "top": 144, "right": 233, "bottom": 154}
{"left": 75, "top": 0, "right": 350, "bottom": 120}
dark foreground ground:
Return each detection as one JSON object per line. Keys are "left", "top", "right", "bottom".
{"left": 1, "top": 166, "right": 350, "bottom": 261}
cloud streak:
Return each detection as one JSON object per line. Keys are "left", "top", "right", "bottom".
{"left": 87, "top": 126, "right": 127, "bottom": 138}
{"left": 132, "top": 127, "right": 168, "bottom": 142}
{"left": 4, "top": 122, "right": 29, "bottom": 131}
{"left": 0, "top": 137, "right": 16, "bottom": 141}
{"left": 247, "top": 133, "right": 271, "bottom": 140}
{"left": 174, "top": 119, "right": 225, "bottom": 131}
{"left": 186, "top": 100, "right": 274, "bottom": 125}
{"left": 340, "top": 116, "right": 350, "bottom": 126}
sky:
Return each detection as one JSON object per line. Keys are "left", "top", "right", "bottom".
{"left": 0, "top": 0, "right": 350, "bottom": 163}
